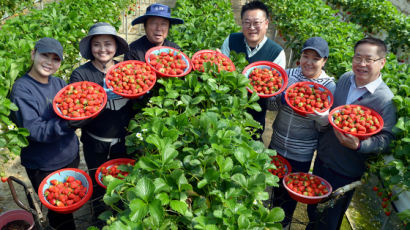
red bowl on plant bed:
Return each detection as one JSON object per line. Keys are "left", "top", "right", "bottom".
{"left": 38, "top": 168, "right": 93, "bottom": 214}
{"left": 242, "top": 61, "right": 288, "bottom": 98}
{"left": 268, "top": 155, "right": 292, "bottom": 179}
{"left": 145, "top": 46, "right": 192, "bottom": 77}
{"left": 284, "top": 81, "right": 334, "bottom": 117}
{"left": 105, "top": 60, "right": 157, "bottom": 99}
{"left": 53, "top": 81, "right": 107, "bottom": 120}
{"left": 328, "top": 104, "right": 384, "bottom": 140}
{"left": 283, "top": 172, "right": 332, "bottom": 204}
{"left": 95, "top": 158, "right": 136, "bottom": 189}
{"left": 191, "top": 49, "right": 235, "bottom": 72}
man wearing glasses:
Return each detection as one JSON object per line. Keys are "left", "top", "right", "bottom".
{"left": 220, "top": 0, "right": 286, "bottom": 136}
{"left": 306, "top": 37, "right": 397, "bottom": 230}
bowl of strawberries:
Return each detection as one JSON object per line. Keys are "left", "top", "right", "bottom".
{"left": 145, "top": 46, "right": 192, "bottom": 77}
{"left": 283, "top": 172, "right": 332, "bottom": 204}
{"left": 329, "top": 104, "right": 384, "bottom": 140}
{"left": 285, "top": 81, "right": 333, "bottom": 117}
{"left": 38, "top": 168, "right": 93, "bottom": 214}
{"left": 242, "top": 61, "right": 288, "bottom": 98}
{"left": 191, "top": 50, "right": 235, "bottom": 72}
{"left": 268, "top": 155, "right": 292, "bottom": 179}
{"left": 95, "top": 158, "right": 136, "bottom": 189}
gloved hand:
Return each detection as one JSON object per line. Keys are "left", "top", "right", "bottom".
{"left": 306, "top": 109, "right": 330, "bottom": 126}
{"left": 103, "top": 78, "right": 122, "bottom": 100}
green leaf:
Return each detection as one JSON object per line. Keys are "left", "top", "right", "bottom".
{"left": 162, "top": 144, "right": 178, "bottom": 165}
{"left": 266, "top": 207, "right": 285, "bottom": 222}
{"left": 231, "top": 173, "right": 247, "bottom": 188}
{"left": 149, "top": 199, "right": 164, "bottom": 227}
{"left": 135, "top": 177, "right": 155, "bottom": 202}
{"left": 128, "top": 120, "right": 139, "bottom": 131}
{"left": 216, "top": 155, "right": 233, "bottom": 173}
{"left": 198, "top": 179, "right": 208, "bottom": 189}
{"left": 129, "top": 198, "right": 148, "bottom": 222}
{"left": 191, "top": 95, "right": 205, "bottom": 105}
{"left": 154, "top": 178, "right": 171, "bottom": 193}
{"left": 170, "top": 200, "right": 188, "bottom": 215}
{"left": 103, "top": 192, "right": 121, "bottom": 206}
{"left": 238, "top": 214, "right": 250, "bottom": 229}
{"left": 181, "top": 95, "right": 192, "bottom": 105}
{"left": 156, "top": 192, "right": 170, "bottom": 206}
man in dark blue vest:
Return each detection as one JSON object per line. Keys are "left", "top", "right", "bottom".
{"left": 220, "top": 0, "right": 286, "bottom": 137}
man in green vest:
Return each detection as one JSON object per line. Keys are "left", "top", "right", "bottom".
{"left": 220, "top": 0, "right": 286, "bottom": 136}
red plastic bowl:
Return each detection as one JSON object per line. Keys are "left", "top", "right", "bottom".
{"left": 269, "top": 155, "right": 292, "bottom": 179}
{"left": 105, "top": 60, "right": 157, "bottom": 99}
{"left": 242, "top": 61, "right": 288, "bottom": 98}
{"left": 53, "top": 81, "right": 107, "bottom": 120}
{"left": 95, "top": 158, "right": 136, "bottom": 189}
{"left": 285, "top": 81, "right": 334, "bottom": 116}
{"left": 38, "top": 168, "right": 93, "bottom": 214}
{"left": 191, "top": 49, "right": 235, "bottom": 72}
{"left": 283, "top": 172, "right": 332, "bottom": 204}
{"left": 145, "top": 46, "right": 192, "bottom": 77}
{"left": 328, "top": 104, "right": 384, "bottom": 140}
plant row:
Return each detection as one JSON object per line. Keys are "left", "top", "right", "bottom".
{"left": 326, "top": 0, "right": 409, "bottom": 56}
{"left": 262, "top": 0, "right": 409, "bottom": 223}
{"left": 0, "top": 0, "right": 34, "bottom": 19}
{"left": 0, "top": 0, "right": 133, "bottom": 168}
{"left": 100, "top": 0, "right": 285, "bottom": 229}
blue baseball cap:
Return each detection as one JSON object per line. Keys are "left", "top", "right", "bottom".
{"left": 131, "top": 3, "right": 184, "bottom": 26}
{"left": 301, "top": 37, "right": 329, "bottom": 58}
{"left": 35, "top": 37, "right": 64, "bottom": 61}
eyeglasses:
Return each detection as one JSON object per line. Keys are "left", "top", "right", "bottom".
{"left": 352, "top": 56, "right": 384, "bottom": 65}
{"left": 242, "top": 19, "right": 266, "bottom": 29}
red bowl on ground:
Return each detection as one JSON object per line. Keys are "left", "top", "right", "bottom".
{"left": 328, "top": 104, "right": 384, "bottom": 140}
{"left": 283, "top": 172, "right": 332, "bottom": 204}
{"left": 95, "top": 158, "right": 136, "bottom": 189}
{"left": 191, "top": 49, "right": 235, "bottom": 72}
{"left": 285, "top": 81, "right": 334, "bottom": 117}
{"left": 242, "top": 61, "right": 288, "bottom": 98}
{"left": 145, "top": 46, "right": 192, "bottom": 77}
{"left": 53, "top": 81, "right": 107, "bottom": 120}
{"left": 0, "top": 210, "right": 35, "bottom": 230}
{"left": 38, "top": 168, "right": 93, "bottom": 214}
{"left": 269, "top": 155, "right": 292, "bottom": 179}
{"left": 105, "top": 60, "right": 157, "bottom": 99}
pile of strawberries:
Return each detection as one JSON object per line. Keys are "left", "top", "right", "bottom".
{"left": 44, "top": 176, "right": 87, "bottom": 207}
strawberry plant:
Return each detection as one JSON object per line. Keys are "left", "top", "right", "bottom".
{"left": 0, "top": 0, "right": 33, "bottom": 19}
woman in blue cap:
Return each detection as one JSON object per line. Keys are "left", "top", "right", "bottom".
{"left": 124, "top": 3, "right": 184, "bottom": 61}
{"left": 10, "top": 37, "right": 79, "bottom": 229}
{"left": 69, "top": 22, "right": 130, "bottom": 226}
{"left": 266, "top": 37, "right": 336, "bottom": 229}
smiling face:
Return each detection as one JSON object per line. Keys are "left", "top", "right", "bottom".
{"left": 29, "top": 51, "right": 61, "bottom": 81}
{"left": 145, "top": 16, "right": 170, "bottom": 46}
{"left": 90, "top": 35, "right": 117, "bottom": 63}
{"left": 299, "top": 49, "right": 327, "bottom": 79}
{"left": 241, "top": 9, "right": 268, "bottom": 48}
{"left": 352, "top": 43, "right": 386, "bottom": 87}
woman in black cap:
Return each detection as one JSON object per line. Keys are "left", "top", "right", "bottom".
{"left": 69, "top": 22, "right": 130, "bottom": 226}
{"left": 9, "top": 37, "right": 79, "bottom": 230}
{"left": 124, "top": 3, "right": 184, "bottom": 61}
{"left": 266, "top": 37, "right": 336, "bottom": 229}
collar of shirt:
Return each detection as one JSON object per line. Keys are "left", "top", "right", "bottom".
{"left": 350, "top": 74, "right": 383, "bottom": 94}
{"left": 244, "top": 36, "right": 268, "bottom": 58}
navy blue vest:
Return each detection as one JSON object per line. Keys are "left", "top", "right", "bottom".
{"left": 228, "top": 32, "right": 283, "bottom": 63}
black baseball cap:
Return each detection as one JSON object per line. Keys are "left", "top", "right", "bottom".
{"left": 34, "top": 37, "right": 64, "bottom": 61}
{"left": 301, "top": 37, "right": 329, "bottom": 58}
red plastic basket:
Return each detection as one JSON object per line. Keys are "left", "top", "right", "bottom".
{"left": 53, "top": 81, "right": 107, "bottom": 120}
{"left": 95, "top": 158, "right": 136, "bottom": 189}
{"left": 284, "top": 81, "right": 334, "bottom": 116}
{"left": 191, "top": 49, "right": 235, "bottom": 72}
{"left": 105, "top": 60, "right": 157, "bottom": 99}
{"left": 145, "top": 46, "right": 192, "bottom": 77}
{"left": 242, "top": 61, "right": 288, "bottom": 98}
{"left": 328, "top": 104, "right": 384, "bottom": 140}
{"left": 38, "top": 168, "right": 93, "bottom": 214}
{"left": 283, "top": 172, "right": 332, "bottom": 204}
{"left": 269, "top": 155, "right": 292, "bottom": 179}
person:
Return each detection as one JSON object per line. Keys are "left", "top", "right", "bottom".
{"left": 220, "top": 0, "right": 286, "bottom": 136}
{"left": 69, "top": 22, "right": 130, "bottom": 225}
{"left": 124, "top": 3, "right": 184, "bottom": 61}
{"left": 306, "top": 37, "right": 397, "bottom": 230}
{"left": 9, "top": 37, "right": 79, "bottom": 230}
{"left": 266, "top": 37, "right": 335, "bottom": 229}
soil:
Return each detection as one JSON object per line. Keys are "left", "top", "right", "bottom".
{"left": 1, "top": 220, "right": 31, "bottom": 230}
